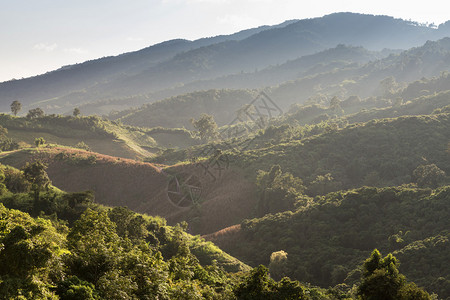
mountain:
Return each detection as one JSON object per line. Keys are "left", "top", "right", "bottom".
{"left": 72, "top": 43, "right": 385, "bottom": 116}
{"left": 3, "top": 10, "right": 450, "bottom": 299}
{"left": 107, "top": 38, "right": 450, "bottom": 130}
{"left": 0, "top": 21, "right": 295, "bottom": 113}
{"left": 2, "top": 13, "right": 450, "bottom": 115}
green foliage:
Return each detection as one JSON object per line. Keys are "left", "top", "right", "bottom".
{"left": 191, "top": 113, "right": 218, "bottom": 141}
{"left": 0, "top": 113, "right": 117, "bottom": 139}
{"left": 357, "top": 250, "right": 431, "bottom": 300}
{"left": 73, "top": 107, "right": 81, "bottom": 117}
{"left": 225, "top": 185, "right": 450, "bottom": 297}
{"left": 66, "top": 209, "right": 123, "bottom": 283}
{"left": 10, "top": 100, "right": 22, "bottom": 116}
{"left": 256, "top": 165, "right": 305, "bottom": 215}
{"left": 412, "top": 164, "right": 446, "bottom": 188}
{"left": 2, "top": 166, "right": 31, "bottom": 193}
{"left": 0, "top": 137, "right": 20, "bottom": 151}
{"left": 22, "top": 160, "right": 51, "bottom": 204}
{"left": 234, "top": 265, "right": 309, "bottom": 300}
{"left": 56, "top": 276, "right": 98, "bottom": 300}
{"left": 117, "top": 89, "right": 255, "bottom": 129}
{"left": 0, "top": 125, "right": 19, "bottom": 151}
{"left": 34, "top": 136, "right": 46, "bottom": 147}
{"left": 0, "top": 204, "right": 65, "bottom": 299}
{"left": 308, "top": 173, "right": 341, "bottom": 196}
{"left": 74, "top": 141, "right": 91, "bottom": 151}
{"left": 0, "top": 168, "right": 8, "bottom": 196}
{"left": 0, "top": 171, "right": 441, "bottom": 299}
{"left": 268, "top": 250, "right": 289, "bottom": 281}
{"left": 27, "top": 107, "right": 45, "bottom": 119}
{"left": 229, "top": 114, "right": 450, "bottom": 195}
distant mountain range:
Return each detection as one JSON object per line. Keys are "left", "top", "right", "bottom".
{"left": 1, "top": 12, "right": 450, "bottom": 115}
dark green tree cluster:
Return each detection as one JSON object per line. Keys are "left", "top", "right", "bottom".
{"left": 227, "top": 186, "right": 450, "bottom": 297}
{"left": 22, "top": 160, "right": 51, "bottom": 203}
{"left": 0, "top": 125, "right": 19, "bottom": 151}
{"left": 34, "top": 136, "right": 46, "bottom": 147}
{"left": 357, "top": 250, "right": 431, "bottom": 300}
{"left": 256, "top": 165, "right": 305, "bottom": 215}
{"left": 235, "top": 265, "right": 308, "bottom": 300}
{"left": 27, "top": 107, "right": 45, "bottom": 119}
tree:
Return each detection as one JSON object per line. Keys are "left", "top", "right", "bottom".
{"left": 234, "top": 265, "right": 274, "bottom": 300}
{"left": 0, "top": 126, "right": 19, "bottom": 152}
{"left": 412, "top": 164, "right": 446, "bottom": 188}
{"left": 268, "top": 250, "right": 288, "bottom": 281}
{"left": 256, "top": 165, "right": 305, "bottom": 215}
{"left": 66, "top": 209, "right": 122, "bottom": 284}
{"left": 357, "top": 249, "right": 431, "bottom": 300}
{"left": 0, "top": 207, "right": 63, "bottom": 298}
{"left": 10, "top": 100, "right": 22, "bottom": 116}
{"left": 22, "top": 160, "right": 51, "bottom": 203}
{"left": 0, "top": 168, "right": 8, "bottom": 196}
{"left": 75, "top": 141, "right": 90, "bottom": 151}
{"left": 73, "top": 107, "right": 81, "bottom": 117}
{"left": 234, "top": 265, "right": 307, "bottom": 300}
{"left": 190, "top": 114, "right": 218, "bottom": 141}
{"left": 329, "top": 96, "right": 344, "bottom": 115}
{"left": 27, "top": 107, "right": 45, "bottom": 119}
{"left": 35, "top": 137, "right": 46, "bottom": 147}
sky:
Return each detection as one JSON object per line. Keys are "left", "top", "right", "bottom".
{"left": 1, "top": 0, "right": 450, "bottom": 82}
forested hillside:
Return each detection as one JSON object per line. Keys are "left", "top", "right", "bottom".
{"left": 0, "top": 163, "right": 433, "bottom": 299}
{"left": 1, "top": 11, "right": 450, "bottom": 299}
{"left": 206, "top": 186, "right": 450, "bottom": 296}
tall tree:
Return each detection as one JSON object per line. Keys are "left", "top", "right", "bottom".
{"left": 73, "top": 107, "right": 81, "bottom": 117}
{"left": 357, "top": 249, "right": 431, "bottom": 300}
{"left": 10, "top": 100, "right": 22, "bottom": 116}
{"left": 22, "top": 160, "right": 51, "bottom": 203}
{"left": 190, "top": 113, "right": 218, "bottom": 141}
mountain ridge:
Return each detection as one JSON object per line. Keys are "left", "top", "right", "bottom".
{"left": 2, "top": 12, "right": 450, "bottom": 115}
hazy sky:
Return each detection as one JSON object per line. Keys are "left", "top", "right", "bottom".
{"left": 1, "top": 0, "right": 450, "bottom": 82}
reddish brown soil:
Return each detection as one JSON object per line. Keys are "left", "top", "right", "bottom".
{"left": 202, "top": 225, "right": 246, "bottom": 256}
{"left": 1, "top": 147, "right": 259, "bottom": 235}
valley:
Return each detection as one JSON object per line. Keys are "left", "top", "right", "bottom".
{"left": 1, "top": 12, "right": 449, "bottom": 299}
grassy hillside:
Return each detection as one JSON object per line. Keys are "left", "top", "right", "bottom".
{"left": 0, "top": 114, "right": 198, "bottom": 159}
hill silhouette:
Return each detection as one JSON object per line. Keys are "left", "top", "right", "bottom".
{"left": 2, "top": 13, "right": 450, "bottom": 115}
